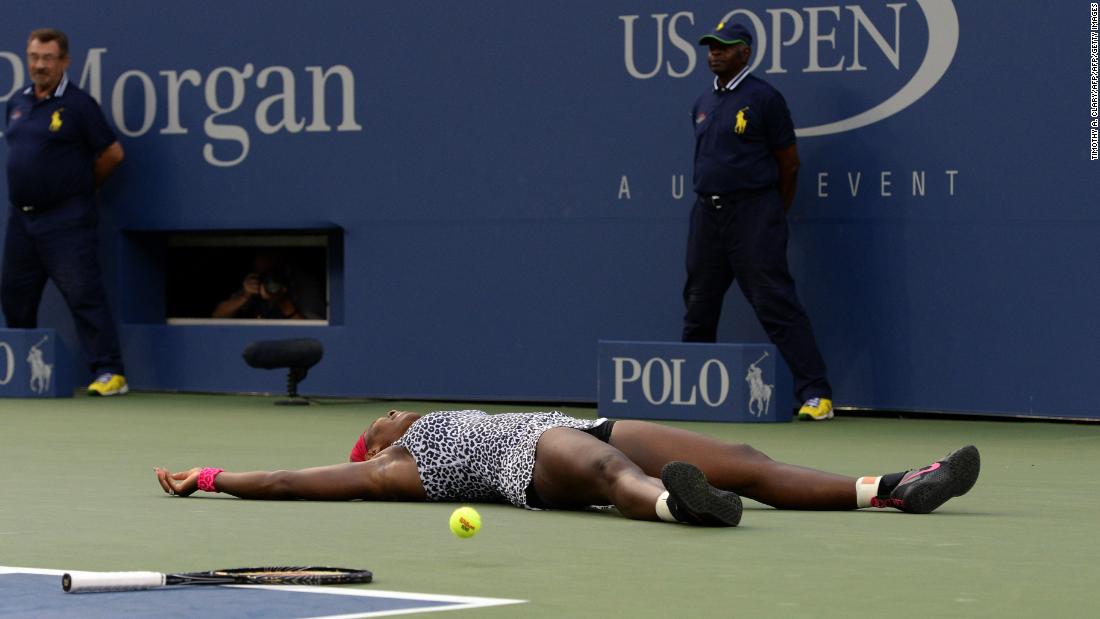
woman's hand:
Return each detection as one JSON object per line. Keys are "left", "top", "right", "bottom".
{"left": 155, "top": 467, "right": 201, "bottom": 497}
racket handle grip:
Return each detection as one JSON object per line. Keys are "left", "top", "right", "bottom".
{"left": 63, "top": 571, "right": 167, "bottom": 593}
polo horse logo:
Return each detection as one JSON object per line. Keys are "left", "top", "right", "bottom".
{"left": 49, "top": 108, "right": 64, "bottom": 132}
{"left": 734, "top": 106, "right": 749, "bottom": 134}
{"left": 745, "top": 352, "right": 773, "bottom": 417}
{"left": 27, "top": 336, "right": 53, "bottom": 394}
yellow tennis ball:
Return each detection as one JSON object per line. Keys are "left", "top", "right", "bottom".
{"left": 449, "top": 506, "right": 481, "bottom": 539}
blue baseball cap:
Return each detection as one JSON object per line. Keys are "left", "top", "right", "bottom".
{"left": 698, "top": 21, "right": 753, "bottom": 47}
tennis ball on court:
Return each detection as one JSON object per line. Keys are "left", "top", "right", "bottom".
{"left": 449, "top": 506, "right": 481, "bottom": 539}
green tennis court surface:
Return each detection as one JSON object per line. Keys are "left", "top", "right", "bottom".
{"left": 1, "top": 394, "right": 1096, "bottom": 617}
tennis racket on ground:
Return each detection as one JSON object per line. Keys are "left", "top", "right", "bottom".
{"left": 62, "top": 566, "right": 372, "bottom": 593}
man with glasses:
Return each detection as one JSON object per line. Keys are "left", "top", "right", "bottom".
{"left": 683, "top": 21, "right": 834, "bottom": 420}
{"left": 3, "top": 28, "right": 128, "bottom": 395}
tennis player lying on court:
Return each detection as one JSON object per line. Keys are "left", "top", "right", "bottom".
{"left": 156, "top": 410, "right": 980, "bottom": 526}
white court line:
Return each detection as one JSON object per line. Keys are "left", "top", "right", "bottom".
{"left": 0, "top": 566, "right": 526, "bottom": 618}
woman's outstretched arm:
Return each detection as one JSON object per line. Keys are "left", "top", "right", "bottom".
{"left": 155, "top": 446, "right": 426, "bottom": 502}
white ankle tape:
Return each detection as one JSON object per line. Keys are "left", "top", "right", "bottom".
{"left": 655, "top": 491, "right": 677, "bottom": 522}
{"left": 855, "top": 476, "right": 882, "bottom": 508}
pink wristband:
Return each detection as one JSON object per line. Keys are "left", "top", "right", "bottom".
{"left": 197, "top": 468, "right": 224, "bottom": 492}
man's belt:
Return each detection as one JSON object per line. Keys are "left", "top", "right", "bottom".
{"left": 16, "top": 196, "right": 78, "bottom": 214}
{"left": 699, "top": 187, "right": 775, "bottom": 209}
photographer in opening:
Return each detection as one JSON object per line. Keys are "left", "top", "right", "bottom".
{"left": 213, "top": 250, "right": 318, "bottom": 320}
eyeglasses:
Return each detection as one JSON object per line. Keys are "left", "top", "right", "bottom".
{"left": 27, "top": 53, "right": 63, "bottom": 64}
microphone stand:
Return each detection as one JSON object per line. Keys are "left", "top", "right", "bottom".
{"left": 277, "top": 367, "right": 311, "bottom": 406}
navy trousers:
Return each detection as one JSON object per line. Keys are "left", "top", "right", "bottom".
{"left": 682, "top": 190, "right": 830, "bottom": 403}
{"left": 1, "top": 196, "right": 124, "bottom": 376}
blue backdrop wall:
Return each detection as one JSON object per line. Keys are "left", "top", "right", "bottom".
{"left": 1, "top": 1, "right": 1097, "bottom": 418}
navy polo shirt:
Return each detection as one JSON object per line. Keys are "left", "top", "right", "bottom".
{"left": 4, "top": 74, "right": 117, "bottom": 206}
{"left": 692, "top": 69, "right": 796, "bottom": 195}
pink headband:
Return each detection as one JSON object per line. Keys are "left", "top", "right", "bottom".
{"left": 349, "top": 432, "right": 368, "bottom": 462}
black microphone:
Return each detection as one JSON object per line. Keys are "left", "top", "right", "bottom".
{"left": 242, "top": 338, "right": 323, "bottom": 370}
{"left": 242, "top": 338, "right": 324, "bottom": 405}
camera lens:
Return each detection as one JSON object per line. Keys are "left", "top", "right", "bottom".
{"left": 262, "top": 276, "right": 284, "bottom": 295}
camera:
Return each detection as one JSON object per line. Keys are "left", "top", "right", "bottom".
{"left": 260, "top": 274, "right": 285, "bottom": 295}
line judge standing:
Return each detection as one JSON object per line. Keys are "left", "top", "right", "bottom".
{"left": 2, "top": 28, "right": 128, "bottom": 396}
{"left": 682, "top": 20, "right": 833, "bottom": 420}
